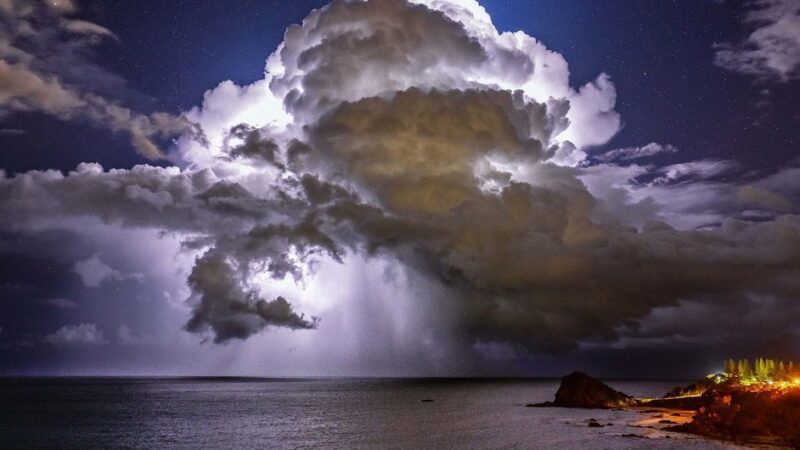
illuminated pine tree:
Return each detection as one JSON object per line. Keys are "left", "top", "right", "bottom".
{"left": 739, "top": 359, "right": 753, "bottom": 379}
{"left": 755, "top": 358, "right": 769, "bottom": 381}
{"left": 725, "top": 359, "right": 737, "bottom": 376}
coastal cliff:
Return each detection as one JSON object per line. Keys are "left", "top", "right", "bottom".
{"left": 669, "top": 383, "right": 800, "bottom": 447}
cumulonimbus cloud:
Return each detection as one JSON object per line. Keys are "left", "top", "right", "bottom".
{"left": 1, "top": 0, "right": 799, "bottom": 356}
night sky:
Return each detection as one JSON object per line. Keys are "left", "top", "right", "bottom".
{"left": 1, "top": 0, "right": 799, "bottom": 377}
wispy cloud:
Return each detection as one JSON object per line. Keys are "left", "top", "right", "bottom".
{"left": 41, "top": 298, "right": 78, "bottom": 308}
{"left": 594, "top": 142, "right": 678, "bottom": 163}
{"left": 715, "top": 0, "right": 800, "bottom": 82}
{"left": 0, "top": 0, "right": 193, "bottom": 158}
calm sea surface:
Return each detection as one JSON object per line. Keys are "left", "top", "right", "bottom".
{"left": 0, "top": 378, "right": 745, "bottom": 449}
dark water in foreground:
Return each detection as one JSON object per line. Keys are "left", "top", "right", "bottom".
{"left": 0, "top": 378, "right": 745, "bottom": 449}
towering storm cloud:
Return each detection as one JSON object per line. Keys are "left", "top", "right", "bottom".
{"left": 1, "top": 0, "right": 799, "bottom": 369}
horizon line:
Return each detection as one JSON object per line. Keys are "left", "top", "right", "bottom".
{"left": 0, "top": 374, "right": 699, "bottom": 382}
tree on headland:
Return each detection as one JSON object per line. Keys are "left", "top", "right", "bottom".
{"left": 755, "top": 358, "right": 766, "bottom": 380}
{"left": 725, "top": 359, "right": 737, "bottom": 376}
{"left": 724, "top": 357, "right": 798, "bottom": 383}
{"left": 736, "top": 359, "right": 753, "bottom": 379}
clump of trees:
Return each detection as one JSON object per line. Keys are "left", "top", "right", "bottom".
{"left": 724, "top": 358, "right": 799, "bottom": 383}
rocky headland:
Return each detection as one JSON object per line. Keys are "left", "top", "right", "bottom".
{"left": 531, "top": 371, "right": 800, "bottom": 448}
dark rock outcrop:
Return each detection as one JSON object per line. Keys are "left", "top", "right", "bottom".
{"left": 531, "top": 372, "right": 634, "bottom": 409}
{"left": 586, "top": 419, "right": 603, "bottom": 427}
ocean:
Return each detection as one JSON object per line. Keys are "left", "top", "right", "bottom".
{"left": 0, "top": 378, "right": 745, "bottom": 449}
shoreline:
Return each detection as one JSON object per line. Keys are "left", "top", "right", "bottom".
{"left": 630, "top": 407, "right": 785, "bottom": 448}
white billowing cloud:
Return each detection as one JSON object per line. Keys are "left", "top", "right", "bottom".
{"left": 554, "top": 74, "right": 620, "bottom": 157}
{"left": 180, "top": 79, "right": 289, "bottom": 165}
{"left": 178, "top": 0, "right": 619, "bottom": 168}
{"left": 43, "top": 323, "right": 107, "bottom": 345}
{"left": 715, "top": 0, "right": 800, "bottom": 82}
{"left": 72, "top": 254, "right": 143, "bottom": 288}
{"left": 595, "top": 142, "right": 678, "bottom": 163}
{"left": 416, "top": 0, "right": 620, "bottom": 151}
{"left": 411, "top": 0, "right": 493, "bottom": 32}
{"left": 0, "top": 0, "right": 192, "bottom": 158}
